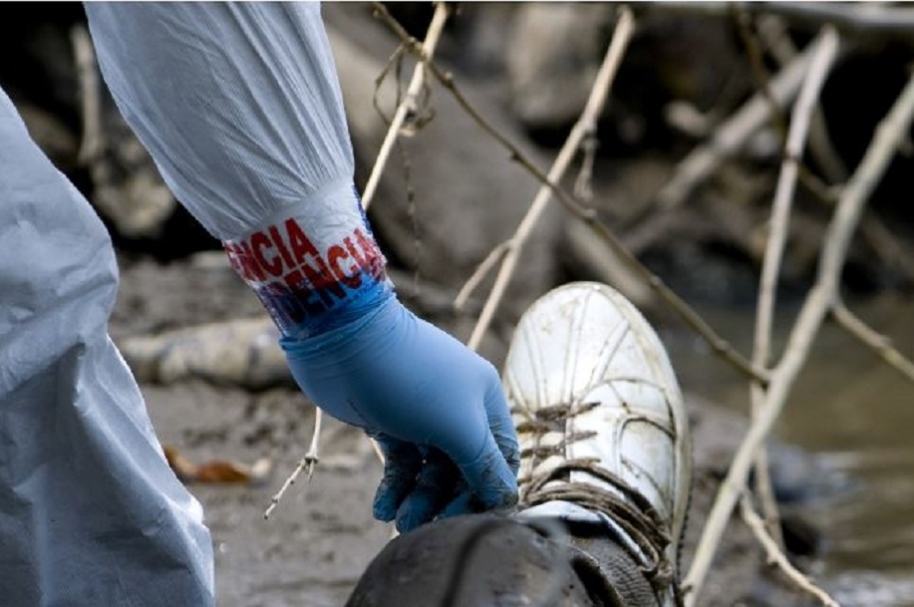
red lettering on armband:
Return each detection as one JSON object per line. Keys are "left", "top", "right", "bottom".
{"left": 225, "top": 216, "right": 386, "bottom": 331}
{"left": 328, "top": 245, "right": 361, "bottom": 288}
{"left": 354, "top": 228, "right": 384, "bottom": 280}
{"left": 269, "top": 225, "right": 296, "bottom": 270}
{"left": 300, "top": 257, "right": 345, "bottom": 304}
{"left": 286, "top": 218, "right": 320, "bottom": 264}
{"left": 251, "top": 232, "right": 282, "bottom": 277}
{"left": 239, "top": 241, "right": 267, "bottom": 281}
{"left": 344, "top": 236, "right": 365, "bottom": 267}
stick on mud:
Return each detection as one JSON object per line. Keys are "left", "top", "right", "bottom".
{"left": 264, "top": 406, "right": 322, "bottom": 520}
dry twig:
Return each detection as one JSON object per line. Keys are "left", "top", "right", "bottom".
{"left": 264, "top": 406, "right": 322, "bottom": 520}
{"left": 749, "top": 26, "right": 839, "bottom": 549}
{"left": 362, "top": 3, "right": 450, "bottom": 209}
{"left": 464, "top": 7, "right": 635, "bottom": 350}
{"left": 734, "top": 7, "right": 789, "bottom": 140}
{"left": 454, "top": 240, "right": 511, "bottom": 311}
{"left": 684, "top": 69, "right": 914, "bottom": 605}
{"left": 371, "top": 2, "right": 595, "bottom": 220}
{"left": 832, "top": 302, "right": 914, "bottom": 384}
{"left": 757, "top": 14, "right": 848, "bottom": 184}
{"left": 755, "top": 16, "right": 914, "bottom": 285}
{"left": 740, "top": 496, "right": 839, "bottom": 607}
{"left": 71, "top": 25, "right": 105, "bottom": 165}
{"left": 749, "top": 2, "right": 914, "bottom": 37}
{"left": 665, "top": 2, "right": 914, "bottom": 38}
{"left": 626, "top": 34, "right": 820, "bottom": 234}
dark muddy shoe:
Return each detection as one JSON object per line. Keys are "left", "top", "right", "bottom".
{"left": 505, "top": 282, "right": 692, "bottom": 606}
{"left": 346, "top": 514, "right": 600, "bottom": 606}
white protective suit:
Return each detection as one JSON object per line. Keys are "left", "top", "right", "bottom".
{"left": 0, "top": 4, "right": 373, "bottom": 604}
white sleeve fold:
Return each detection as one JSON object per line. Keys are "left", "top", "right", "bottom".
{"left": 85, "top": 2, "right": 356, "bottom": 241}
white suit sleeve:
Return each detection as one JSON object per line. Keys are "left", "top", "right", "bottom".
{"left": 86, "top": 3, "right": 391, "bottom": 338}
{"left": 0, "top": 87, "right": 214, "bottom": 606}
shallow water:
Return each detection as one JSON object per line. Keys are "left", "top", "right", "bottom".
{"left": 664, "top": 293, "right": 914, "bottom": 607}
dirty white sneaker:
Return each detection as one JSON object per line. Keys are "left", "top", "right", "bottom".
{"left": 504, "top": 282, "right": 691, "bottom": 606}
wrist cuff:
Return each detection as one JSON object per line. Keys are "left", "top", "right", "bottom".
{"left": 221, "top": 181, "right": 393, "bottom": 338}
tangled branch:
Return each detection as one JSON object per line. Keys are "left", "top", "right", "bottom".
{"left": 748, "top": 25, "right": 840, "bottom": 549}
{"left": 740, "top": 496, "right": 839, "bottom": 607}
{"left": 373, "top": 1, "right": 768, "bottom": 383}
{"left": 685, "top": 57, "right": 914, "bottom": 605}
{"left": 463, "top": 6, "right": 635, "bottom": 351}
{"left": 832, "top": 302, "right": 914, "bottom": 384}
{"left": 363, "top": 3, "right": 449, "bottom": 209}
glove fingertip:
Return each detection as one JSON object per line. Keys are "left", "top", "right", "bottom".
{"left": 482, "top": 378, "right": 521, "bottom": 477}
{"left": 438, "top": 491, "right": 474, "bottom": 519}
{"left": 373, "top": 488, "right": 398, "bottom": 522}
{"left": 394, "top": 512, "right": 415, "bottom": 534}
{"left": 394, "top": 492, "right": 431, "bottom": 533}
{"left": 497, "top": 434, "right": 521, "bottom": 477}
{"left": 458, "top": 437, "right": 519, "bottom": 511}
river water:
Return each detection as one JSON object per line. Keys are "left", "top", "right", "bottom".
{"left": 664, "top": 293, "right": 914, "bottom": 606}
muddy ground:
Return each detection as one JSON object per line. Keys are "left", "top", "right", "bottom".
{"left": 111, "top": 256, "right": 818, "bottom": 607}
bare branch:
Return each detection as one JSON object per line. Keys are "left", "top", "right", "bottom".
{"left": 373, "top": 2, "right": 768, "bottom": 383}
{"left": 756, "top": 16, "right": 914, "bottom": 285}
{"left": 734, "top": 7, "right": 789, "bottom": 140}
{"left": 371, "top": 2, "right": 597, "bottom": 221}
{"left": 757, "top": 14, "right": 849, "bottom": 184}
{"left": 662, "top": 2, "right": 914, "bottom": 38}
{"left": 685, "top": 58, "right": 914, "bottom": 605}
{"left": 752, "top": 2, "right": 914, "bottom": 37}
{"left": 749, "top": 25, "right": 839, "bottom": 548}
{"left": 628, "top": 34, "right": 820, "bottom": 231}
{"left": 832, "top": 302, "right": 914, "bottom": 384}
{"left": 264, "top": 405, "right": 322, "bottom": 519}
{"left": 590, "top": 218, "right": 771, "bottom": 383}
{"left": 622, "top": 32, "right": 835, "bottom": 255}
{"left": 736, "top": 9, "right": 847, "bottom": 198}
{"left": 454, "top": 240, "right": 511, "bottom": 311}
{"left": 362, "top": 3, "right": 450, "bottom": 209}
{"left": 465, "top": 7, "right": 635, "bottom": 350}
{"left": 740, "top": 496, "right": 840, "bottom": 607}
{"left": 71, "top": 25, "right": 105, "bottom": 165}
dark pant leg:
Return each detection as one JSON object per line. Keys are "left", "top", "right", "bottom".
{"left": 346, "top": 514, "right": 659, "bottom": 607}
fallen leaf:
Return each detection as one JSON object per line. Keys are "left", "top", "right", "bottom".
{"left": 164, "top": 444, "right": 272, "bottom": 485}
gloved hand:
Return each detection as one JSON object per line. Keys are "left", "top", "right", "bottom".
{"left": 281, "top": 296, "right": 519, "bottom": 532}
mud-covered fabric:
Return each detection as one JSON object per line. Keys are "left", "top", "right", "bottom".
{"left": 85, "top": 3, "right": 393, "bottom": 337}
{"left": 0, "top": 88, "right": 214, "bottom": 606}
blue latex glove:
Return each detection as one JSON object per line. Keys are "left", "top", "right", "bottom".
{"left": 281, "top": 296, "right": 520, "bottom": 532}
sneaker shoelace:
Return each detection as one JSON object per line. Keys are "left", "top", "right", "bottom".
{"left": 515, "top": 401, "right": 674, "bottom": 592}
